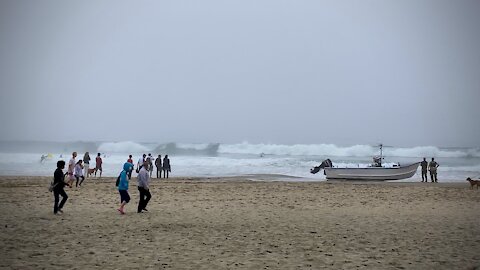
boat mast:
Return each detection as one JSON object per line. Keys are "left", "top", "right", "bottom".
{"left": 379, "top": 144, "right": 383, "bottom": 165}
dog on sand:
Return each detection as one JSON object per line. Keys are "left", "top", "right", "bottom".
{"left": 466, "top": 177, "right": 480, "bottom": 189}
{"left": 87, "top": 168, "right": 97, "bottom": 177}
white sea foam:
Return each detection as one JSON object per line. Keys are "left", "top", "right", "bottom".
{"left": 218, "top": 142, "right": 480, "bottom": 158}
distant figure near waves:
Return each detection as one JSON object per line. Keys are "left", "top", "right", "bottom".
{"left": 420, "top": 158, "right": 428, "bottom": 182}
{"left": 429, "top": 158, "right": 439, "bottom": 183}
{"left": 162, "top": 155, "right": 171, "bottom": 178}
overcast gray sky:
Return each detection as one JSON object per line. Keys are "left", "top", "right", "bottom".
{"left": 0, "top": 0, "right": 479, "bottom": 147}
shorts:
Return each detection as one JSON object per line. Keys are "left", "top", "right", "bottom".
{"left": 119, "top": 190, "right": 130, "bottom": 203}
{"left": 96, "top": 165, "right": 102, "bottom": 171}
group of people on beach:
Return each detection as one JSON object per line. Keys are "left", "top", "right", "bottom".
{"left": 51, "top": 151, "right": 172, "bottom": 215}
{"left": 420, "top": 157, "right": 440, "bottom": 183}
{"left": 133, "top": 153, "right": 171, "bottom": 179}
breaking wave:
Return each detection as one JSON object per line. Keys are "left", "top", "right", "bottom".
{"left": 218, "top": 142, "right": 480, "bottom": 158}
{"left": 97, "top": 141, "right": 150, "bottom": 153}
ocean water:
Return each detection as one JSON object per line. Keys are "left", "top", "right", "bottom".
{"left": 0, "top": 141, "right": 479, "bottom": 182}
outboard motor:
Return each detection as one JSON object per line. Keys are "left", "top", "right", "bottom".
{"left": 310, "top": 159, "right": 332, "bottom": 174}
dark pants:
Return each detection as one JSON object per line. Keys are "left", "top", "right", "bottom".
{"left": 430, "top": 171, "right": 438, "bottom": 182}
{"left": 421, "top": 170, "right": 428, "bottom": 182}
{"left": 137, "top": 187, "right": 151, "bottom": 213}
{"left": 127, "top": 170, "right": 132, "bottom": 180}
{"left": 53, "top": 188, "right": 68, "bottom": 214}
{"left": 75, "top": 176, "right": 85, "bottom": 187}
{"left": 156, "top": 167, "right": 161, "bottom": 178}
{"left": 163, "top": 169, "right": 169, "bottom": 178}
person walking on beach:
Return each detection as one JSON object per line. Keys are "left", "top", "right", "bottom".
{"left": 83, "top": 152, "right": 91, "bottom": 178}
{"left": 155, "top": 155, "right": 162, "bottom": 178}
{"left": 162, "top": 155, "right": 171, "bottom": 179}
{"left": 74, "top": 160, "right": 85, "bottom": 187}
{"left": 137, "top": 161, "right": 152, "bottom": 213}
{"left": 420, "top": 158, "right": 428, "bottom": 182}
{"left": 67, "top": 152, "right": 77, "bottom": 187}
{"left": 53, "top": 160, "right": 68, "bottom": 214}
{"left": 429, "top": 158, "right": 439, "bottom": 183}
{"left": 117, "top": 162, "right": 134, "bottom": 215}
{"left": 137, "top": 154, "right": 146, "bottom": 173}
{"left": 95, "top": 153, "right": 103, "bottom": 178}
{"left": 127, "top": 155, "right": 134, "bottom": 180}
{"left": 146, "top": 153, "right": 154, "bottom": 177}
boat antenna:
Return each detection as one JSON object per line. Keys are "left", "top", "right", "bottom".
{"left": 379, "top": 144, "right": 383, "bottom": 162}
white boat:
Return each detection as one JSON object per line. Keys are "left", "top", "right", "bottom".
{"left": 323, "top": 162, "right": 420, "bottom": 180}
{"left": 310, "top": 144, "right": 420, "bottom": 181}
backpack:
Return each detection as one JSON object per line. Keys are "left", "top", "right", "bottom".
{"left": 115, "top": 174, "right": 121, "bottom": 187}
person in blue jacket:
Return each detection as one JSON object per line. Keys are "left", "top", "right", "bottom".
{"left": 117, "top": 162, "right": 134, "bottom": 214}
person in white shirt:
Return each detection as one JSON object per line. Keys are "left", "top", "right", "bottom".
{"left": 137, "top": 154, "right": 146, "bottom": 172}
{"left": 146, "top": 153, "right": 154, "bottom": 177}
{"left": 67, "top": 152, "right": 77, "bottom": 188}
{"left": 74, "top": 160, "right": 85, "bottom": 187}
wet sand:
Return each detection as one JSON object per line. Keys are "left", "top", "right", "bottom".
{"left": 0, "top": 176, "right": 479, "bottom": 269}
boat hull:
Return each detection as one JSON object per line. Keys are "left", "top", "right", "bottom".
{"left": 324, "top": 162, "right": 420, "bottom": 181}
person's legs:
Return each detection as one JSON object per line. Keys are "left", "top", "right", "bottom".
{"left": 53, "top": 190, "right": 60, "bottom": 214}
{"left": 166, "top": 170, "right": 169, "bottom": 179}
{"left": 128, "top": 170, "right": 132, "bottom": 180}
{"left": 434, "top": 172, "right": 438, "bottom": 182}
{"left": 143, "top": 189, "right": 151, "bottom": 210}
{"left": 79, "top": 176, "right": 85, "bottom": 186}
{"left": 118, "top": 190, "right": 130, "bottom": 214}
{"left": 75, "top": 176, "right": 80, "bottom": 187}
{"left": 58, "top": 188, "right": 68, "bottom": 211}
{"left": 163, "top": 169, "right": 166, "bottom": 178}
{"left": 137, "top": 187, "right": 145, "bottom": 213}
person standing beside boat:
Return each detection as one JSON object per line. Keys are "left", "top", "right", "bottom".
{"left": 428, "top": 158, "right": 439, "bottom": 183}
{"left": 420, "top": 158, "right": 428, "bottom": 182}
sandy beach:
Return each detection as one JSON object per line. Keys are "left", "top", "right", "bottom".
{"left": 0, "top": 176, "right": 479, "bottom": 269}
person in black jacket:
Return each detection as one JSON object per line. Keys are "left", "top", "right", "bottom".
{"left": 53, "top": 160, "right": 68, "bottom": 214}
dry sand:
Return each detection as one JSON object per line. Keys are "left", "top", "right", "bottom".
{"left": 0, "top": 176, "right": 479, "bottom": 269}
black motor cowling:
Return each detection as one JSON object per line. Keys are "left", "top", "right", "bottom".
{"left": 310, "top": 159, "right": 332, "bottom": 174}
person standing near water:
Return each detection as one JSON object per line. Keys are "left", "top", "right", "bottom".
{"left": 162, "top": 155, "right": 171, "bottom": 179}
{"left": 420, "top": 158, "right": 428, "bottom": 182}
{"left": 137, "top": 161, "right": 151, "bottom": 213}
{"left": 137, "top": 154, "right": 146, "bottom": 173}
{"left": 83, "top": 152, "right": 91, "bottom": 178}
{"left": 95, "top": 153, "right": 103, "bottom": 178}
{"left": 429, "top": 158, "right": 439, "bottom": 183}
{"left": 146, "top": 153, "right": 154, "bottom": 177}
{"left": 155, "top": 155, "right": 162, "bottom": 178}
{"left": 53, "top": 160, "right": 68, "bottom": 214}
